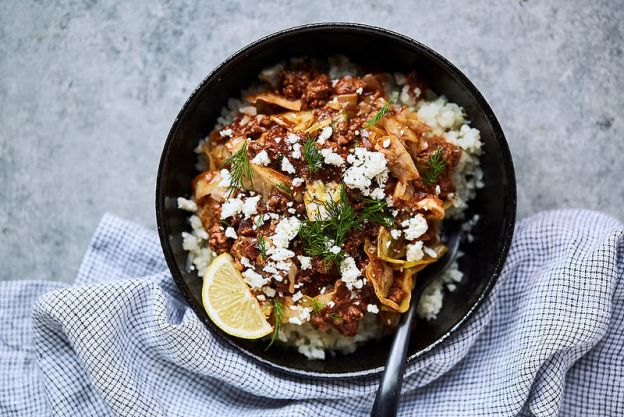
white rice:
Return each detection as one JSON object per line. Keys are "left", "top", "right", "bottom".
{"left": 178, "top": 58, "right": 484, "bottom": 359}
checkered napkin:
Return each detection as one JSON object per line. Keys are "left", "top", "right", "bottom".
{"left": 1, "top": 210, "right": 622, "bottom": 417}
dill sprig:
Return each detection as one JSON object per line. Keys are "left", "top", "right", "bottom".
{"left": 221, "top": 141, "right": 252, "bottom": 196}
{"left": 422, "top": 146, "right": 447, "bottom": 185}
{"left": 365, "top": 91, "right": 399, "bottom": 127}
{"left": 328, "top": 312, "right": 340, "bottom": 321}
{"left": 359, "top": 197, "right": 394, "bottom": 228}
{"left": 275, "top": 182, "right": 293, "bottom": 199}
{"left": 298, "top": 185, "right": 358, "bottom": 264}
{"left": 311, "top": 298, "right": 325, "bottom": 314}
{"left": 323, "top": 185, "right": 359, "bottom": 248}
{"left": 265, "top": 299, "right": 284, "bottom": 350}
{"left": 303, "top": 134, "right": 323, "bottom": 173}
{"left": 257, "top": 235, "right": 268, "bottom": 260}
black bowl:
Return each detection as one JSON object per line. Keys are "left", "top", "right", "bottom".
{"left": 156, "top": 23, "right": 516, "bottom": 378}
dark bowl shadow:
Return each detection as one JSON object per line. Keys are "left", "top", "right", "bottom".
{"left": 156, "top": 23, "right": 516, "bottom": 378}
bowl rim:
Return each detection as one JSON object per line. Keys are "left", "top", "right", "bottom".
{"left": 156, "top": 22, "right": 517, "bottom": 379}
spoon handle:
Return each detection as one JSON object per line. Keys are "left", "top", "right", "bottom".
{"left": 370, "top": 299, "right": 419, "bottom": 417}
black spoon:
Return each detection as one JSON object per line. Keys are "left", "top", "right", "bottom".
{"left": 371, "top": 227, "right": 461, "bottom": 417}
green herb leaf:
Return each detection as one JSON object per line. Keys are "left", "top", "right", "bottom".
{"left": 257, "top": 235, "right": 268, "bottom": 260}
{"left": 359, "top": 197, "right": 394, "bottom": 228}
{"left": 328, "top": 312, "right": 340, "bottom": 321}
{"left": 311, "top": 298, "right": 325, "bottom": 314}
{"left": 275, "top": 182, "right": 293, "bottom": 199}
{"left": 297, "top": 185, "right": 358, "bottom": 265}
{"left": 221, "top": 141, "right": 252, "bottom": 197}
{"left": 422, "top": 146, "right": 447, "bottom": 185}
{"left": 265, "top": 299, "right": 284, "bottom": 350}
{"left": 303, "top": 134, "right": 323, "bottom": 173}
{"left": 365, "top": 92, "right": 399, "bottom": 127}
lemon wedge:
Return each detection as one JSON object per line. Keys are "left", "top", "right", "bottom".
{"left": 201, "top": 253, "right": 272, "bottom": 339}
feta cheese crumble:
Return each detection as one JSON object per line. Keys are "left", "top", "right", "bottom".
{"left": 317, "top": 126, "right": 333, "bottom": 144}
{"left": 297, "top": 255, "right": 311, "bottom": 270}
{"left": 401, "top": 214, "right": 428, "bottom": 240}
{"left": 281, "top": 157, "right": 296, "bottom": 174}
{"left": 177, "top": 197, "right": 197, "bottom": 212}
{"left": 343, "top": 148, "right": 389, "bottom": 196}
{"left": 320, "top": 148, "right": 345, "bottom": 166}
{"left": 224, "top": 227, "right": 238, "bottom": 239}
{"left": 406, "top": 241, "right": 424, "bottom": 262}
{"left": 339, "top": 256, "right": 364, "bottom": 290}
{"left": 251, "top": 150, "right": 271, "bottom": 166}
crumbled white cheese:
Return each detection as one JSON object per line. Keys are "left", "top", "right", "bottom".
{"left": 369, "top": 187, "right": 386, "bottom": 200}
{"left": 297, "top": 255, "right": 311, "bottom": 270}
{"left": 274, "top": 137, "right": 282, "bottom": 143}
{"left": 390, "top": 229, "right": 402, "bottom": 240}
{"left": 287, "top": 208, "right": 296, "bottom": 214}
{"left": 343, "top": 147, "right": 389, "bottom": 196}
{"left": 367, "top": 304, "right": 380, "bottom": 314}
{"left": 288, "top": 317, "right": 303, "bottom": 325}
{"left": 217, "top": 169, "right": 232, "bottom": 188}
{"left": 251, "top": 150, "right": 271, "bottom": 166}
{"left": 281, "top": 157, "right": 296, "bottom": 174}
{"left": 401, "top": 214, "right": 428, "bottom": 240}
{"left": 242, "top": 195, "right": 260, "bottom": 219}
{"left": 286, "top": 133, "right": 300, "bottom": 144}
{"left": 270, "top": 247, "right": 295, "bottom": 261}
{"left": 219, "top": 128, "right": 233, "bottom": 137}
{"left": 291, "top": 143, "right": 302, "bottom": 159}
{"left": 256, "top": 294, "right": 266, "bottom": 301}
{"left": 339, "top": 256, "right": 364, "bottom": 290}
{"left": 317, "top": 126, "right": 333, "bottom": 144}
{"left": 220, "top": 197, "right": 244, "bottom": 219}
{"left": 263, "top": 264, "right": 278, "bottom": 274}
{"left": 382, "top": 138, "right": 391, "bottom": 148}
{"left": 271, "top": 217, "right": 302, "bottom": 248}
{"left": 292, "top": 177, "right": 304, "bottom": 187}
{"left": 435, "top": 185, "right": 441, "bottom": 195}
{"left": 406, "top": 241, "right": 424, "bottom": 262}
{"left": 224, "top": 227, "right": 238, "bottom": 239}
{"left": 329, "top": 245, "right": 341, "bottom": 255}
{"left": 356, "top": 87, "right": 363, "bottom": 95}
{"left": 292, "top": 291, "right": 303, "bottom": 302}
{"left": 177, "top": 197, "right": 197, "bottom": 212}
{"left": 242, "top": 269, "right": 267, "bottom": 288}
{"left": 240, "top": 256, "right": 253, "bottom": 269}
{"left": 320, "top": 148, "right": 345, "bottom": 166}
{"left": 423, "top": 246, "right": 438, "bottom": 258}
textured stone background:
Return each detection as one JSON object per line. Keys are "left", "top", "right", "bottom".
{"left": 1, "top": 0, "right": 622, "bottom": 282}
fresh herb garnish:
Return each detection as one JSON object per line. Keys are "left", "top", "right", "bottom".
{"left": 275, "top": 182, "right": 293, "bottom": 199}
{"left": 359, "top": 197, "right": 394, "bottom": 228}
{"left": 298, "top": 185, "right": 358, "bottom": 264}
{"left": 422, "top": 146, "right": 447, "bottom": 185}
{"left": 311, "top": 298, "right": 326, "bottom": 314}
{"left": 328, "top": 312, "right": 340, "bottom": 321}
{"left": 255, "top": 215, "right": 264, "bottom": 229}
{"left": 365, "top": 92, "right": 399, "bottom": 127}
{"left": 266, "top": 299, "right": 284, "bottom": 350}
{"left": 303, "top": 134, "right": 323, "bottom": 173}
{"left": 257, "top": 235, "right": 268, "bottom": 260}
{"left": 221, "top": 141, "right": 252, "bottom": 196}
{"left": 220, "top": 220, "right": 231, "bottom": 229}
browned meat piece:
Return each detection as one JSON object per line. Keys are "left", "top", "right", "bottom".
{"left": 280, "top": 70, "right": 313, "bottom": 99}
{"left": 387, "top": 283, "right": 405, "bottom": 305}
{"left": 333, "top": 77, "right": 367, "bottom": 95}
{"left": 266, "top": 189, "right": 290, "bottom": 212}
{"left": 197, "top": 203, "right": 231, "bottom": 254}
{"left": 302, "top": 74, "right": 331, "bottom": 109}
{"left": 230, "top": 237, "right": 260, "bottom": 266}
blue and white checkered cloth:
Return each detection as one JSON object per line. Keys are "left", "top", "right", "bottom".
{"left": 1, "top": 209, "right": 622, "bottom": 416}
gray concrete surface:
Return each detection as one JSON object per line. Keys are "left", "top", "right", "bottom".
{"left": 1, "top": 0, "right": 623, "bottom": 283}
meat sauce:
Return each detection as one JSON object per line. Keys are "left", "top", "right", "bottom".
{"left": 195, "top": 65, "right": 462, "bottom": 337}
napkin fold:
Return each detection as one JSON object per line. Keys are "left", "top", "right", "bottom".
{"left": 1, "top": 209, "right": 622, "bottom": 416}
